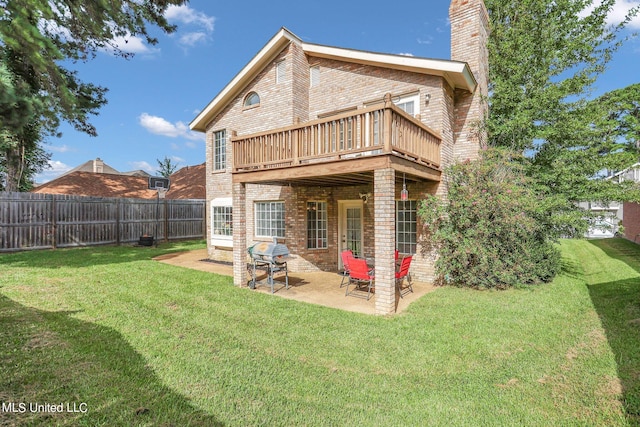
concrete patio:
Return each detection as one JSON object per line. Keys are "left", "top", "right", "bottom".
{"left": 154, "top": 249, "right": 437, "bottom": 315}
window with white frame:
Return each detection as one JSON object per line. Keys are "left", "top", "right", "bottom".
{"left": 306, "top": 201, "right": 327, "bottom": 249}
{"left": 310, "top": 65, "right": 320, "bottom": 87}
{"left": 213, "top": 130, "right": 226, "bottom": 171}
{"left": 244, "top": 92, "right": 260, "bottom": 107}
{"left": 396, "top": 200, "right": 417, "bottom": 255}
{"left": 394, "top": 93, "right": 420, "bottom": 117}
{"left": 210, "top": 198, "right": 232, "bottom": 247}
{"left": 255, "top": 201, "right": 285, "bottom": 238}
{"left": 276, "top": 60, "right": 286, "bottom": 83}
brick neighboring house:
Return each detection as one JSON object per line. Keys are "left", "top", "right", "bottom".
{"left": 190, "top": 0, "right": 489, "bottom": 314}
{"left": 611, "top": 163, "right": 640, "bottom": 242}
{"left": 32, "top": 161, "right": 206, "bottom": 200}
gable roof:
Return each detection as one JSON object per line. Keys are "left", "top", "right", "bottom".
{"left": 63, "top": 158, "right": 120, "bottom": 176}
{"left": 31, "top": 171, "right": 159, "bottom": 199}
{"left": 190, "top": 27, "right": 477, "bottom": 132}
{"left": 31, "top": 164, "right": 206, "bottom": 199}
{"left": 164, "top": 163, "right": 206, "bottom": 199}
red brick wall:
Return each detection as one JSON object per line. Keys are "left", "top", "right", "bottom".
{"left": 450, "top": 0, "right": 489, "bottom": 161}
{"left": 623, "top": 202, "right": 640, "bottom": 243}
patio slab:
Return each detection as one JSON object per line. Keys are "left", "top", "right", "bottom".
{"left": 154, "top": 249, "right": 437, "bottom": 315}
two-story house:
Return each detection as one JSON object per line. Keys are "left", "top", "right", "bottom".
{"left": 190, "top": 0, "right": 489, "bottom": 314}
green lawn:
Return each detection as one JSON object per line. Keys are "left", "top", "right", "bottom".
{"left": 0, "top": 238, "right": 638, "bottom": 426}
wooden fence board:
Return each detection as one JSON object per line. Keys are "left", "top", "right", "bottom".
{"left": 0, "top": 192, "right": 205, "bottom": 252}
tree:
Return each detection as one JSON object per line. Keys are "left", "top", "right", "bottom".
{"left": 485, "top": 0, "right": 640, "bottom": 235}
{"left": 419, "top": 148, "right": 560, "bottom": 288}
{"left": 156, "top": 156, "right": 178, "bottom": 178}
{"left": 0, "top": 0, "right": 187, "bottom": 190}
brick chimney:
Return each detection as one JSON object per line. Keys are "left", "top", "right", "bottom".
{"left": 449, "top": 0, "right": 489, "bottom": 160}
{"left": 93, "top": 157, "right": 104, "bottom": 173}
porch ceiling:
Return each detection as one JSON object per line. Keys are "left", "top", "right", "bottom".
{"left": 231, "top": 153, "right": 441, "bottom": 187}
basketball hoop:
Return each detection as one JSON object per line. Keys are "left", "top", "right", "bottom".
{"left": 157, "top": 187, "right": 168, "bottom": 199}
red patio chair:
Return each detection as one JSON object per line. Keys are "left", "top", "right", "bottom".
{"left": 339, "top": 249, "right": 354, "bottom": 288}
{"left": 395, "top": 255, "right": 413, "bottom": 298}
{"left": 345, "top": 257, "right": 375, "bottom": 300}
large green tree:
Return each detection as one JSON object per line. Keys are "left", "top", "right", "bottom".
{"left": 485, "top": 0, "right": 640, "bottom": 236}
{"left": 0, "top": 0, "right": 187, "bottom": 191}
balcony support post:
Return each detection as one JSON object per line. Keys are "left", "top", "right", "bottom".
{"left": 232, "top": 182, "right": 247, "bottom": 288}
{"left": 374, "top": 167, "right": 397, "bottom": 315}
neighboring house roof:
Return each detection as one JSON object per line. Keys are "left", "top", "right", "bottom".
{"left": 31, "top": 164, "right": 206, "bottom": 199}
{"left": 165, "top": 163, "right": 206, "bottom": 199}
{"left": 121, "top": 170, "right": 152, "bottom": 177}
{"left": 59, "top": 158, "right": 151, "bottom": 178}
{"left": 31, "top": 171, "right": 159, "bottom": 199}
{"left": 63, "top": 158, "right": 120, "bottom": 176}
{"left": 190, "top": 27, "right": 477, "bottom": 132}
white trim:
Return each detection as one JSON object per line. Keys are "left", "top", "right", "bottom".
{"left": 211, "top": 197, "right": 232, "bottom": 206}
{"left": 302, "top": 42, "right": 475, "bottom": 91}
{"left": 210, "top": 199, "right": 233, "bottom": 248}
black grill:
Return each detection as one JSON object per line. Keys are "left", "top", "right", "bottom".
{"left": 248, "top": 239, "right": 289, "bottom": 293}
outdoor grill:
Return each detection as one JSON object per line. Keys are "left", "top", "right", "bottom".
{"left": 248, "top": 238, "right": 289, "bottom": 293}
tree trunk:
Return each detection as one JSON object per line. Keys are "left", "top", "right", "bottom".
{"left": 3, "top": 146, "right": 23, "bottom": 192}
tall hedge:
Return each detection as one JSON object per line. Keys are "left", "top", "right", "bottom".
{"left": 419, "top": 148, "right": 560, "bottom": 289}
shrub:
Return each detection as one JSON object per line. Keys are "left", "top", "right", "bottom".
{"left": 419, "top": 148, "right": 560, "bottom": 289}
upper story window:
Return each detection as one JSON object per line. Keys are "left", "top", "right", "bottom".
{"left": 276, "top": 60, "right": 286, "bottom": 84}
{"left": 244, "top": 92, "right": 260, "bottom": 108}
{"left": 394, "top": 93, "right": 420, "bottom": 117}
{"left": 310, "top": 66, "right": 320, "bottom": 87}
{"left": 213, "top": 130, "right": 226, "bottom": 171}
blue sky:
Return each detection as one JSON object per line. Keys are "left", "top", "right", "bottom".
{"left": 37, "top": 0, "right": 640, "bottom": 182}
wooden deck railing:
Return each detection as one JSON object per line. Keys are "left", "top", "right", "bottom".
{"left": 232, "top": 97, "right": 441, "bottom": 173}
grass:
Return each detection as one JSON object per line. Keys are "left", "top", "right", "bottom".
{"left": 0, "top": 238, "right": 638, "bottom": 426}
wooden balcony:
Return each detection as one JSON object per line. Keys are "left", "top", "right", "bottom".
{"left": 231, "top": 95, "right": 442, "bottom": 186}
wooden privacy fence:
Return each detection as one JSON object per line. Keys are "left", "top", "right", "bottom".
{"left": 0, "top": 192, "right": 205, "bottom": 252}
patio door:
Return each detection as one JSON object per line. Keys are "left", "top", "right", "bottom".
{"left": 338, "top": 200, "right": 363, "bottom": 269}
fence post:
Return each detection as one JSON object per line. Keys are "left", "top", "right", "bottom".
{"left": 116, "top": 198, "right": 121, "bottom": 246}
{"left": 51, "top": 195, "right": 57, "bottom": 249}
{"left": 163, "top": 199, "right": 169, "bottom": 243}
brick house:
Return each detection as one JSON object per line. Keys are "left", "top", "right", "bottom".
{"left": 32, "top": 162, "right": 206, "bottom": 200}
{"left": 190, "top": 0, "right": 489, "bottom": 314}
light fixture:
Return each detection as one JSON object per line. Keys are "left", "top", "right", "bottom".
{"left": 401, "top": 173, "right": 409, "bottom": 202}
{"left": 425, "top": 93, "right": 431, "bottom": 103}
{"left": 359, "top": 192, "right": 371, "bottom": 204}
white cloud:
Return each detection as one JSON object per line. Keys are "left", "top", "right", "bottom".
{"left": 111, "top": 34, "right": 159, "bottom": 55}
{"left": 398, "top": 52, "right": 415, "bottom": 57}
{"left": 47, "top": 144, "right": 74, "bottom": 153}
{"left": 165, "top": 5, "right": 215, "bottom": 32}
{"left": 165, "top": 5, "right": 215, "bottom": 48}
{"left": 35, "top": 160, "right": 72, "bottom": 183}
{"left": 580, "top": 0, "right": 640, "bottom": 29}
{"left": 613, "top": 0, "right": 640, "bottom": 28}
{"left": 129, "top": 161, "right": 155, "bottom": 173}
{"left": 417, "top": 37, "right": 433, "bottom": 45}
{"left": 139, "top": 113, "right": 204, "bottom": 141}
{"left": 180, "top": 32, "right": 207, "bottom": 47}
